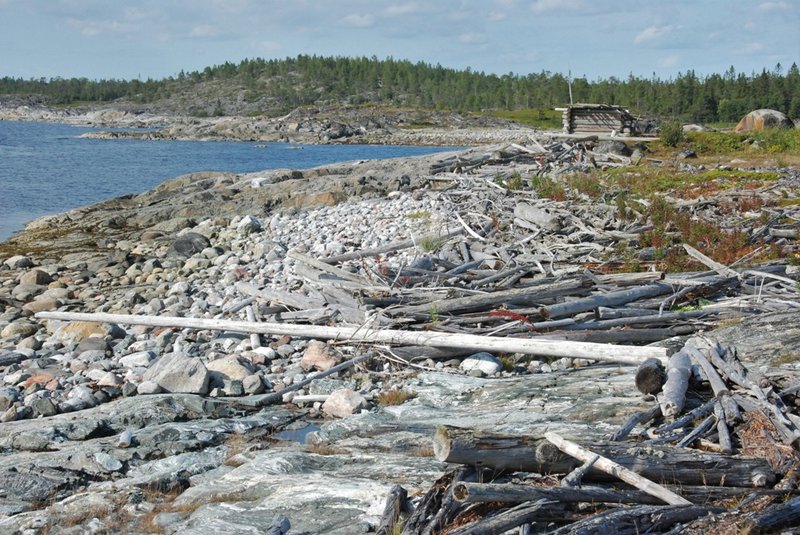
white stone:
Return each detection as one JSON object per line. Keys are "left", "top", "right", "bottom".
{"left": 459, "top": 352, "right": 503, "bottom": 376}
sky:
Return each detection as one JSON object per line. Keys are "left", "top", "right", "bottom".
{"left": 0, "top": 0, "right": 798, "bottom": 82}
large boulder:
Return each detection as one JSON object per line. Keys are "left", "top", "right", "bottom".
{"left": 142, "top": 352, "right": 210, "bottom": 395}
{"left": 734, "top": 109, "right": 794, "bottom": 133}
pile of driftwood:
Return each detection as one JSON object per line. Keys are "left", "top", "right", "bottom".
{"left": 430, "top": 140, "right": 634, "bottom": 176}
{"left": 373, "top": 336, "right": 800, "bottom": 535}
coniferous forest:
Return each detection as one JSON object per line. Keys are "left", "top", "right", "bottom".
{"left": 1, "top": 55, "right": 798, "bottom": 123}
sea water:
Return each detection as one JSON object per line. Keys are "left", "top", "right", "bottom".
{"left": 0, "top": 121, "right": 455, "bottom": 241}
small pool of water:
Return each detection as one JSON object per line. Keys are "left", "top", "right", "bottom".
{"left": 272, "top": 422, "right": 321, "bottom": 444}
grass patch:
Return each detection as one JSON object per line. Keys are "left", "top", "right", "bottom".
{"left": 530, "top": 175, "right": 567, "bottom": 201}
{"left": 376, "top": 389, "right": 417, "bottom": 406}
{"left": 686, "top": 129, "right": 800, "bottom": 156}
{"left": 419, "top": 237, "right": 445, "bottom": 253}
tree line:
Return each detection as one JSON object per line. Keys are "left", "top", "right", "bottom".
{"left": 1, "top": 55, "right": 798, "bottom": 122}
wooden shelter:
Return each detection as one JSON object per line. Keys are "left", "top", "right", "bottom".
{"left": 559, "top": 103, "right": 636, "bottom": 135}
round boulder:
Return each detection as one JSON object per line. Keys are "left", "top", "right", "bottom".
{"left": 735, "top": 109, "right": 794, "bottom": 133}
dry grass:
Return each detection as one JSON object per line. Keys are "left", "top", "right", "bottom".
{"left": 376, "top": 389, "right": 417, "bottom": 406}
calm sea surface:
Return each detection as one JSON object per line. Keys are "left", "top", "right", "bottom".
{"left": 0, "top": 121, "right": 456, "bottom": 242}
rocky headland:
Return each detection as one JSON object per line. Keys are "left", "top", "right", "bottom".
{"left": 0, "top": 98, "right": 536, "bottom": 147}
{"left": 1, "top": 124, "right": 800, "bottom": 533}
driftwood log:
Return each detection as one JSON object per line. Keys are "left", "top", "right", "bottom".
{"left": 433, "top": 426, "right": 774, "bottom": 487}
{"left": 35, "top": 311, "right": 668, "bottom": 364}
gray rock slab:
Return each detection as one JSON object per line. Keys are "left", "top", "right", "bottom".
{"left": 142, "top": 352, "right": 210, "bottom": 395}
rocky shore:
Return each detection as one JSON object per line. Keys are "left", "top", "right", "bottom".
{"left": 0, "top": 100, "right": 537, "bottom": 146}
{"left": 1, "top": 126, "right": 800, "bottom": 533}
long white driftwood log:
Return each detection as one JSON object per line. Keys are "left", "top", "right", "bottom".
{"left": 544, "top": 432, "right": 692, "bottom": 506}
{"left": 35, "top": 311, "right": 667, "bottom": 364}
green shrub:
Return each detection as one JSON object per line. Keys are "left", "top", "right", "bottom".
{"left": 660, "top": 119, "right": 684, "bottom": 147}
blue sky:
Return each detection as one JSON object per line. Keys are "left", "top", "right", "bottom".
{"left": 1, "top": 0, "right": 798, "bottom": 81}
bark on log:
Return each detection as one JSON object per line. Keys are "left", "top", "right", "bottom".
{"left": 433, "top": 425, "right": 774, "bottom": 488}
{"left": 453, "top": 482, "right": 664, "bottom": 505}
{"left": 445, "top": 499, "right": 555, "bottom": 535}
{"left": 548, "top": 504, "right": 718, "bottom": 535}
{"left": 376, "top": 485, "right": 408, "bottom": 535}
{"left": 452, "top": 482, "right": 799, "bottom": 506}
{"left": 741, "top": 496, "right": 800, "bottom": 535}
{"left": 544, "top": 432, "right": 692, "bottom": 506}
{"left": 35, "top": 311, "right": 668, "bottom": 364}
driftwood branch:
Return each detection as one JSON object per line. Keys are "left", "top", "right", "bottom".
{"left": 543, "top": 432, "right": 693, "bottom": 506}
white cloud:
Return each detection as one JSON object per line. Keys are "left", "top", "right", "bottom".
{"left": 530, "top": 0, "right": 583, "bottom": 14}
{"left": 67, "top": 17, "right": 136, "bottom": 37}
{"left": 459, "top": 32, "right": 486, "bottom": 44}
{"left": 659, "top": 55, "right": 680, "bottom": 69}
{"left": 189, "top": 24, "right": 220, "bottom": 38}
{"left": 489, "top": 11, "right": 507, "bottom": 21}
{"left": 341, "top": 13, "right": 374, "bottom": 28}
{"left": 739, "top": 42, "right": 765, "bottom": 53}
{"left": 634, "top": 25, "right": 674, "bottom": 45}
{"left": 384, "top": 3, "right": 418, "bottom": 17}
{"left": 759, "top": 2, "right": 791, "bottom": 11}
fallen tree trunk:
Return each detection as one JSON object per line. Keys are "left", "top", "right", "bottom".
{"left": 35, "top": 311, "right": 668, "bottom": 364}
{"left": 433, "top": 425, "right": 774, "bottom": 488}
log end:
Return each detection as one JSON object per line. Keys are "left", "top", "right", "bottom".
{"left": 433, "top": 426, "right": 453, "bottom": 462}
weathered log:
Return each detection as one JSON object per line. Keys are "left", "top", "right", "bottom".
{"left": 401, "top": 467, "right": 472, "bottom": 535}
{"left": 433, "top": 425, "right": 774, "bottom": 487}
{"left": 453, "top": 482, "right": 662, "bottom": 505}
{"left": 610, "top": 405, "right": 662, "bottom": 442}
{"left": 660, "top": 349, "right": 692, "bottom": 418}
{"left": 544, "top": 432, "right": 692, "bottom": 506}
{"left": 652, "top": 398, "right": 716, "bottom": 437}
{"left": 685, "top": 344, "right": 741, "bottom": 424}
{"left": 539, "top": 283, "right": 673, "bottom": 319}
{"left": 35, "top": 311, "right": 669, "bottom": 364}
{"left": 388, "top": 278, "right": 592, "bottom": 318}
{"left": 548, "top": 504, "right": 719, "bottom": 535}
{"left": 675, "top": 414, "right": 716, "bottom": 448}
{"left": 446, "top": 499, "right": 555, "bottom": 535}
{"left": 452, "top": 482, "right": 800, "bottom": 506}
{"left": 714, "top": 401, "right": 734, "bottom": 454}
{"left": 741, "top": 495, "right": 800, "bottom": 535}
{"left": 376, "top": 485, "right": 407, "bottom": 535}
